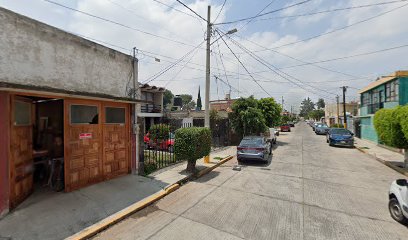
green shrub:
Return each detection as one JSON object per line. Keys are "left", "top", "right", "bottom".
{"left": 174, "top": 127, "right": 211, "bottom": 172}
{"left": 397, "top": 105, "right": 408, "bottom": 141}
{"left": 374, "top": 108, "right": 408, "bottom": 149}
{"left": 149, "top": 124, "right": 170, "bottom": 140}
{"left": 331, "top": 123, "right": 344, "bottom": 128}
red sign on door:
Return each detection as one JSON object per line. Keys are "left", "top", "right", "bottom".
{"left": 79, "top": 133, "right": 92, "bottom": 139}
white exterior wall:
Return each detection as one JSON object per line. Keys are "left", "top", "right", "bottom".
{"left": 0, "top": 7, "right": 132, "bottom": 98}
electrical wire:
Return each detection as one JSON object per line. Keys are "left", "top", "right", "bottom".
{"left": 42, "top": 0, "right": 199, "bottom": 48}
{"left": 175, "top": 0, "right": 207, "bottom": 22}
{"left": 262, "top": 2, "right": 408, "bottom": 50}
{"left": 236, "top": 0, "right": 277, "bottom": 30}
{"left": 219, "top": 30, "right": 336, "bottom": 99}
{"left": 214, "top": 0, "right": 313, "bottom": 25}
{"left": 143, "top": 40, "right": 206, "bottom": 83}
{"left": 217, "top": 31, "right": 272, "bottom": 97}
{"left": 213, "top": 0, "right": 227, "bottom": 24}
{"left": 253, "top": 0, "right": 408, "bottom": 22}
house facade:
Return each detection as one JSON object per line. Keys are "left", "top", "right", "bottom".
{"left": 358, "top": 71, "right": 408, "bottom": 143}
{"left": 324, "top": 102, "right": 359, "bottom": 127}
{"left": 0, "top": 7, "right": 164, "bottom": 216}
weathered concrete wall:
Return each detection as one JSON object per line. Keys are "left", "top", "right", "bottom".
{"left": 0, "top": 7, "right": 132, "bottom": 98}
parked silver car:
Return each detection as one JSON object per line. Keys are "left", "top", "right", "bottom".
{"left": 315, "top": 124, "right": 329, "bottom": 135}
{"left": 237, "top": 136, "right": 270, "bottom": 163}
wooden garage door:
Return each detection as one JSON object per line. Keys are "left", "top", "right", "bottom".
{"left": 64, "top": 100, "right": 103, "bottom": 192}
{"left": 10, "top": 96, "right": 34, "bottom": 208}
{"left": 102, "top": 103, "right": 130, "bottom": 179}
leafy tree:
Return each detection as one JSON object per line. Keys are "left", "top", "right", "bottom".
{"left": 316, "top": 98, "right": 325, "bottom": 110}
{"left": 175, "top": 127, "right": 211, "bottom": 173}
{"left": 299, "top": 97, "right": 315, "bottom": 117}
{"left": 229, "top": 96, "right": 267, "bottom": 136}
{"left": 308, "top": 109, "right": 325, "bottom": 121}
{"left": 374, "top": 107, "right": 408, "bottom": 168}
{"left": 179, "top": 94, "right": 196, "bottom": 110}
{"left": 281, "top": 115, "right": 290, "bottom": 124}
{"left": 163, "top": 90, "right": 174, "bottom": 108}
{"left": 258, "top": 97, "right": 282, "bottom": 127}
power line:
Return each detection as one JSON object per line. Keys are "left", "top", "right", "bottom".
{"left": 213, "top": 0, "right": 227, "bottom": 24}
{"left": 214, "top": 0, "right": 313, "bottom": 25}
{"left": 175, "top": 0, "right": 207, "bottom": 22}
{"left": 230, "top": 32, "right": 360, "bottom": 78}
{"left": 217, "top": 31, "right": 271, "bottom": 97}
{"left": 42, "top": 0, "right": 199, "bottom": 48}
{"left": 279, "top": 43, "right": 408, "bottom": 69}
{"left": 143, "top": 40, "right": 206, "bottom": 84}
{"left": 254, "top": 0, "right": 408, "bottom": 22}
{"left": 220, "top": 31, "right": 335, "bottom": 100}
{"left": 151, "top": 0, "right": 197, "bottom": 18}
{"left": 262, "top": 2, "right": 408, "bottom": 50}
{"left": 236, "top": 0, "right": 278, "bottom": 29}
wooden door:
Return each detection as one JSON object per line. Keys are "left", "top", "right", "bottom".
{"left": 102, "top": 103, "right": 130, "bottom": 179}
{"left": 64, "top": 99, "right": 103, "bottom": 192}
{"left": 10, "top": 96, "right": 34, "bottom": 208}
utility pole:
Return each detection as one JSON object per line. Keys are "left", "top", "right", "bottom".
{"left": 342, "top": 86, "right": 348, "bottom": 129}
{"left": 204, "top": 5, "right": 211, "bottom": 128}
{"left": 132, "top": 47, "right": 143, "bottom": 175}
{"left": 336, "top": 95, "right": 340, "bottom": 125}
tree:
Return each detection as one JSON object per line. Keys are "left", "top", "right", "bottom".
{"left": 316, "top": 98, "right": 325, "bottom": 110}
{"left": 299, "top": 97, "right": 315, "bottom": 117}
{"left": 175, "top": 127, "right": 211, "bottom": 173}
{"left": 308, "top": 109, "right": 325, "bottom": 121}
{"left": 229, "top": 96, "right": 267, "bottom": 136}
{"left": 258, "top": 97, "right": 282, "bottom": 127}
{"left": 179, "top": 94, "right": 196, "bottom": 110}
{"left": 374, "top": 107, "right": 408, "bottom": 168}
{"left": 196, "top": 86, "right": 202, "bottom": 110}
{"left": 163, "top": 90, "right": 174, "bottom": 108}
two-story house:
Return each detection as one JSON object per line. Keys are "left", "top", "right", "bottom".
{"left": 359, "top": 71, "right": 408, "bottom": 143}
{"left": 138, "top": 84, "right": 165, "bottom": 132}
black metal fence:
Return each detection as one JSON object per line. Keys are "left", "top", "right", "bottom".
{"left": 142, "top": 117, "right": 234, "bottom": 174}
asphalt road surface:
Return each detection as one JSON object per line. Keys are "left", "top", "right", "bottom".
{"left": 93, "top": 122, "right": 408, "bottom": 240}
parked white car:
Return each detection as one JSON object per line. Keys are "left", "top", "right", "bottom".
{"left": 389, "top": 179, "right": 408, "bottom": 224}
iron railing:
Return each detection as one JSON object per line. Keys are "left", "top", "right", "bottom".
{"left": 141, "top": 104, "right": 162, "bottom": 113}
{"left": 367, "top": 102, "right": 384, "bottom": 114}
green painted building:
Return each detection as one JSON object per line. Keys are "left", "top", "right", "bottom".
{"left": 359, "top": 71, "right": 408, "bottom": 143}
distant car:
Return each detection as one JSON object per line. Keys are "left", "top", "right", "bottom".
{"left": 288, "top": 122, "right": 295, "bottom": 127}
{"left": 315, "top": 124, "right": 329, "bottom": 135}
{"left": 237, "top": 136, "right": 270, "bottom": 163}
{"left": 144, "top": 132, "right": 175, "bottom": 152}
{"left": 267, "top": 128, "right": 277, "bottom": 144}
{"left": 326, "top": 128, "right": 354, "bottom": 147}
{"left": 388, "top": 179, "right": 408, "bottom": 224}
{"left": 312, "top": 122, "right": 321, "bottom": 131}
{"left": 280, "top": 124, "right": 291, "bottom": 132}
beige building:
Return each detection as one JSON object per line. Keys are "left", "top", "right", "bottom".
{"left": 324, "top": 102, "right": 359, "bottom": 126}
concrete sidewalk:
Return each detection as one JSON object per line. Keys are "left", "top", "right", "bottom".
{"left": 354, "top": 137, "right": 408, "bottom": 176}
{"left": 0, "top": 146, "right": 236, "bottom": 240}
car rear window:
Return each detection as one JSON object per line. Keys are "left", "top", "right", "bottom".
{"left": 240, "top": 138, "right": 263, "bottom": 146}
{"left": 330, "top": 129, "right": 351, "bottom": 134}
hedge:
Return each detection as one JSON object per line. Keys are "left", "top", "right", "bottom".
{"left": 330, "top": 123, "right": 344, "bottom": 128}
{"left": 374, "top": 108, "right": 408, "bottom": 149}
{"left": 397, "top": 105, "right": 408, "bottom": 141}
{"left": 174, "top": 127, "right": 211, "bottom": 172}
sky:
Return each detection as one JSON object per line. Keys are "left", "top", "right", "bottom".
{"left": 1, "top": 0, "right": 408, "bottom": 112}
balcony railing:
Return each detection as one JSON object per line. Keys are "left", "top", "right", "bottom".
{"left": 141, "top": 104, "right": 162, "bottom": 113}
{"left": 367, "top": 102, "right": 384, "bottom": 114}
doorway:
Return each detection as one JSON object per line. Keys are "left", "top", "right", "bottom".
{"left": 10, "top": 95, "right": 64, "bottom": 208}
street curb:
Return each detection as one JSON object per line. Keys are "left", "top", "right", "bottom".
{"left": 356, "top": 147, "right": 408, "bottom": 177}
{"left": 65, "top": 155, "right": 235, "bottom": 240}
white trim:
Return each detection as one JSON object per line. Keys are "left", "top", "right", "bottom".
{"left": 137, "top": 112, "right": 163, "bottom": 118}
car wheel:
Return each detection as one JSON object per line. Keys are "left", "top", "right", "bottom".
{"left": 389, "top": 198, "right": 408, "bottom": 224}
{"left": 329, "top": 140, "right": 333, "bottom": 146}
{"left": 168, "top": 145, "right": 174, "bottom": 153}
{"left": 326, "top": 138, "right": 329, "bottom": 143}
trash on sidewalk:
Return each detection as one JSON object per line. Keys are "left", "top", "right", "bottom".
{"left": 232, "top": 165, "right": 242, "bottom": 171}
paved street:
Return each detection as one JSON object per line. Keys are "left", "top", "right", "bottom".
{"left": 93, "top": 122, "right": 408, "bottom": 240}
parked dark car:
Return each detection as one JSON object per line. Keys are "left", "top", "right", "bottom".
{"left": 326, "top": 128, "right": 354, "bottom": 147}
{"left": 280, "top": 124, "right": 291, "bottom": 132}
{"left": 237, "top": 136, "right": 270, "bottom": 163}
{"left": 315, "top": 124, "right": 329, "bottom": 135}
{"left": 288, "top": 122, "right": 295, "bottom": 127}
